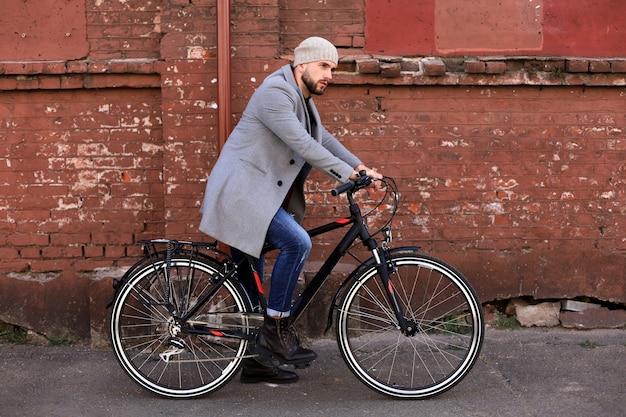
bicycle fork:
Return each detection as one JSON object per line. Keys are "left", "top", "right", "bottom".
{"left": 369, "top": 235, "right": 418, "bottom": 337}
{"left": 347, "top": 191, "right": 417, "bottom": 337}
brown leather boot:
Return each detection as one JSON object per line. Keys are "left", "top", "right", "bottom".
{"left": 256, "top": 316, "right": 317, "bottom": 366}
{"left": 240, "top": 358, "right": 299, "bottom": 384}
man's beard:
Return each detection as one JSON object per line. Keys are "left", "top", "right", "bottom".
{"left": 302, "top": 70, "right": 327, "bottom": 95}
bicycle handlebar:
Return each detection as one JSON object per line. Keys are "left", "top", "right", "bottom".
{"left": 331, "top": 180, "right": 355, "bottom": 196}
{"left": 331, "top": 171, "right": 372, "bottom": 196}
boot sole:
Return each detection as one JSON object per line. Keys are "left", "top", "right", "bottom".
{"left": 240, "top": 374, "right": 300, "bottom": 384}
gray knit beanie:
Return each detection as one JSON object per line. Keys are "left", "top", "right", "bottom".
{"left": 293, "top": 37, "right": 339, "bottom": 66}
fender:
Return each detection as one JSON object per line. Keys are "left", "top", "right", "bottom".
{"left": 324, "top": 246, "right": 421, "bottom": 333}
{"left": 105, "top": 248, "right": 226, "bottom": 309}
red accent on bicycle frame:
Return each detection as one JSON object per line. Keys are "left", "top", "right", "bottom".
{"left": 336, "top": 218, "right": 351, "bottom": 225}
{"left": 254, "top": 271, "right": 265, "bottom": 295}
{"left": 388, "top": 280, "right": 394, "bottom": 295}
{"left": 210, "top": 330, "right": 224, "bottom": 337}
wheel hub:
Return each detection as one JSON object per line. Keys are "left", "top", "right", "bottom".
{"left": 403, "top": 319, "right": 418, "bottom": 336}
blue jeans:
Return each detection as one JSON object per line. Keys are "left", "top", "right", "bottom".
{"left": 232, "top": 208, "right": 311, "bottom": 317}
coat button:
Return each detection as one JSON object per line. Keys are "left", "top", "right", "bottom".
{"left": 289, "top": 159, "right": 295, "bottom": 165}
{"left": 277, "top": 180, "right": 283, "bottom": 186}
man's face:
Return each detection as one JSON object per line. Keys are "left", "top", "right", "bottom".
{"left": 301, "top": 60, "right": 336, "bottom": 96}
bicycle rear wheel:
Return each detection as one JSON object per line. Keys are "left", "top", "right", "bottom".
{"left": 336, "top": 251, "right": 484, "bottom": 399}
{"left": 110, "top": 256, "right": 255, "bottom": 398}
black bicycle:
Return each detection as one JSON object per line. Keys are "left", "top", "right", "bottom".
{"left": 108, "top": 175, "right": 484, "bottom": 399}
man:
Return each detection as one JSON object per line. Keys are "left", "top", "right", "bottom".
{"left": 199, "top": 37, "right": 381, "bottom": 384}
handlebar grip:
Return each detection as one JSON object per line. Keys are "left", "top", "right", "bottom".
{"left": 331, "top": 180, "right": 355, "bottom": 196}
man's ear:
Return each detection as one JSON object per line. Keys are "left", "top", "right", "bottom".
{"left": 294, "top": 63, "right": 306, "bottom": 74}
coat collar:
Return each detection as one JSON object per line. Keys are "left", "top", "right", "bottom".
{"left": 280, "top": 64, "right": 305, "bottom": 101}
{"left": 279, "top": 64, "right": 320, "bottom": 135}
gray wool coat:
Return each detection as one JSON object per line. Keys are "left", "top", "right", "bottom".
{"left": 199, "top": 64, "right": 362, "bottom": 258}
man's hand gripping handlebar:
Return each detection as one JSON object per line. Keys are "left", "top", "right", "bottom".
{"left": 331, "top": 170, "right": 373, "bottom": 196}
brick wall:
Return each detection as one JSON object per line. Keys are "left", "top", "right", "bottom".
{"left": 0, "top": 88, "right": 163, "bottom": 270}
{"left": 315, "top": 84, "right": 626, "bottom": 305}
{"left": 1, "top": 0, "right": 625, "bottom": 343}
{"left": 87, "top": 0, "right": 163, "bottom": 60}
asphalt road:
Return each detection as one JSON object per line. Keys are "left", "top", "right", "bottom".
{"left": 1, "top": 328, "right": 624, "bottom": 417}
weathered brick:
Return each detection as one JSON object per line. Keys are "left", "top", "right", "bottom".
{"left": 42, "top": 61, "right": 67, "bottom": 74}
{"left": 0, "top": 247, "right": 19, "bottom": 259}
{"left": 0, "top": 77, "right": 18, "bottom": 90}
{"left": 87, "top": 62, "right": 109, "bottom": 73}
{"left": 356, "top": 58, "right": 379, "bottom": 74}
{"left": 20, "top": 247, "right": 42, "bottom": 259}
{"left": 566, "top": 59, "right": 589, "bottom": 72}
{"left": 37, "top": 76, "right": 62, "bottom": 89}
{"left": 7, "top": 234, "right": 49, "bottom": 247}
{"left": 465, "top": 60, "right": 486, "bottom": 73}
{"left": 610, "top": 60, "right": 626, "bottom": 73}
{"left": 126, "top": 60, "right": 157, "bottom": 74}
{"left": 107, "top": 60, "right": 128, "bottom": 73}
{"left": 589, "top": 60, "right": 611, "bottom": 72}
{"left": 15, "top": 77, "right": 40, "bottom": 90}
{"left": 29, "top": 259, "right": 73, "bottom": 273}
{"left": 83, "top": 245, "right": 104, "bottom": 258}
{"left": 380, "top": 62, "right": 401, "bottom": 78}
{"left": 423, "top": 58, "right": 446, "bottom": 76}
{"left": 66, "top": 60, "right": 88, "bottom": 73}
{"left": 60, "top": 75, "right": 84, "bottom": 89}
{"left": 485, "top": 61, "right": 506, "bottom": 74}
{"left": 400, "top": 58, "right": 421, "bottom": 72}
{"left": 334, "top": 36, "right": 353, "bottom": 48}
{"left": 2, "top": 63, "right": 30, "bottom": 75}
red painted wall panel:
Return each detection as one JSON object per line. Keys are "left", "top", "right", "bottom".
{"left": 365, "top": 0, "right": 626, "bottom": 57}
{"left": 0, "top": 0, "right": 88, "bottom": 60}
{"left": 542, "top": 0, "right": 626, "bottom": 57}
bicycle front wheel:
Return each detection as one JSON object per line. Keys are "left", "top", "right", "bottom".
{"left": 336, "top": 251, "right": 484, "bottom": 399}
{"left": 110, "top": 256, "right": 254, "bottom": 398}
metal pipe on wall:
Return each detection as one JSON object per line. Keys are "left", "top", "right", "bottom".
{"left": 216, "top": 0, "right": 232, "bottom": 152}
{"left": 216, "top": 0, "right": 233, "bottom": 255}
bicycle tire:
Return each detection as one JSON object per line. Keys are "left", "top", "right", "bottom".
{"left": 335, "top": 251, "right": 484, "bottom": 399}
{"left": 110, "top": 256, "right": 254, "bottom": 398}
